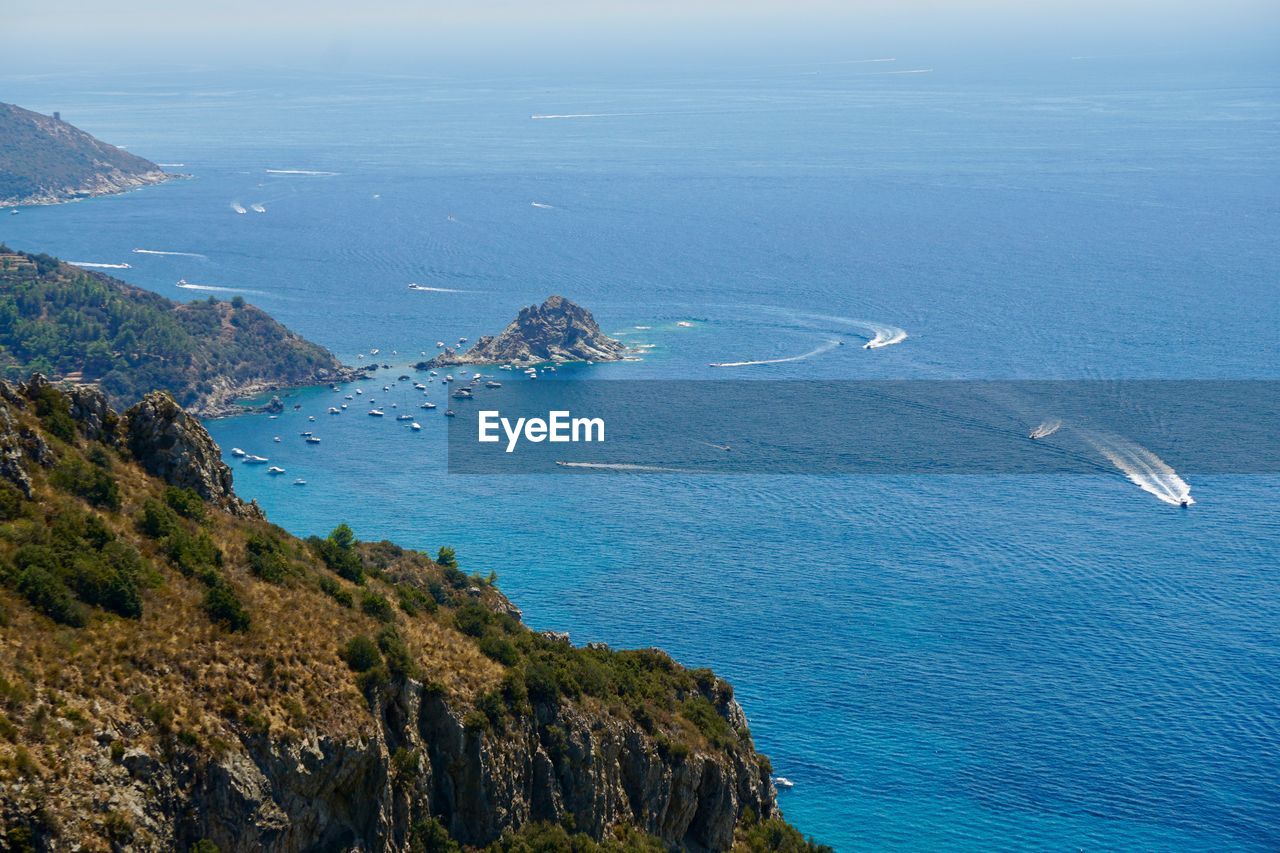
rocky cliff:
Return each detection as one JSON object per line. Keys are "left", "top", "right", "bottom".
{"left": 0, "top": 377, "right": 821, "bottom": 852}
{"left": 424, "top": 296, "right": 628, "bottom": 367}
{"left": 0, "top": 103, "right": 170, "bottom": 206}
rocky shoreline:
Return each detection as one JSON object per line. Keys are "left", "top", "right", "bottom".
{"left": 423, "top": 296, "right": 628, "bottom": 368}
{"left": 0, "top": 169, "right": 173, "bottom": 207}
{"left": 191, "top": 365, "right": 373, "bottom": 420}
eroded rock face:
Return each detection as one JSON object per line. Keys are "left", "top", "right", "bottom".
{"left": 425, "top": 296, "right": 628, "bottom": 367}
{"left": 123, "top": 390, "right": 262, "bottom": 518}
{"left": 158, "top": 681, "right": 775, "bottom": 852}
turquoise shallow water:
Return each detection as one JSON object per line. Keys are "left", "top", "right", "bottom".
{"left": 3, "top": 58, "right": 1279, "bottom": 849}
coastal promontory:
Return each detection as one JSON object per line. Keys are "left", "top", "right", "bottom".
{"left": 0, "top": 102, "right": 169, "bottom": 206}
{"left": 423, "top": 295, "right": 628, "bottom": 367}
{"left": 0, "top": 246, "right": 366, "bottom": 416}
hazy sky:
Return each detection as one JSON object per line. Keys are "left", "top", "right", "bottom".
{"left": 6, "top": 0, "right": 1278, "bottom": 71}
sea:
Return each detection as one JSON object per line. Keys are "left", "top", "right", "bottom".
{"left": 3, "top": 55, "right": 1278, "bottom": 850}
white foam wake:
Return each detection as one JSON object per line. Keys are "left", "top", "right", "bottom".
{"left": 177, "top": 282, "right": 265, "bottom": 296}
{"left": 531, "top": 202, "right": 555, "bottom": 209}
{"left": 555, "top": 461, "right": 681, "bottom": 472}
{"left": 265, "top": 169, "right": 338, "bottom": 176}
{"left": 68, "top": 261, "right": 131, "bottom": 269}
{"left": 1082, "top": 431, "right": 1194, "bottom": 506}
{"left": 408, "top": 283, "right": 472, "bottom": 293}
{"left": 710, "top": 338, "right": 841, "bottom": 368}
{"left": 531, "top": 113, "right": 629, "bottom": 120}
{"left": 1029, "top": 419, "right": 1062, "bottom": 440}
{"left": 230, "top": 202, "right": 247, "bottom": 214}
{"left": 133, "top": 248, "right": 207, "bottom": 258}
{"left": 784, "top": 312, "right": 909, "bottom": 349}
{"left": 250, "top": 203, "right": 266, "bottom": 213}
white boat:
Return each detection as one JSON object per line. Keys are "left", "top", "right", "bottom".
{"left": 500, "top": 364, "right": 512, "bottom": 370}
{"left": 328, "top": 407, "right": 340, "bottom": 414}
{"left": 396, "top": 414, "right": 414, "bottom": 421}
{"left": 436, "top": 341, "right": 445, "bottom": 348}
{"left": 677, "top": 321, "right": 694, "bottom": 327}
{"left": 410, "top": 422, "right": 422, "bottom": 431}
{"left": 368, "top": 409, "right": 385, "bottom": 417}
{"left": 267, "top": 466, "right": 286, "bottom": 475}
{"left": 444, "top": 409, "right": 456, "bottom": 417}
{"left": 273, "top": 436, "right": 281, "bottom": 443}
{"left": 370, "top": 348, "right": 380, "bottom": 355}
{"left": 231, "top": 447, "right": 247, "bottom": 457}
{"left": 774, "top": 777, "right": 794, "bottom": 789}
{"left": 355, "top": 389, "right": 364, "bottom": 395}
{"left": 458, "top": 337, "right": 467, "bottom": 343}
{"left": 308, "top": 415, "right": 316, "bottom": 422}
{"left": 344, "top": 394, "right": 354, "bottom": 400}
{"left": 444, "top": 375, "right": 454, "bottom": 382}
{"left": 293, "top": 478, "right": 306, "bottom": 486}
{"left": 430, "top": 371, "right": 438, "bottom": 377}
{"left": 383, "top": 385, "right": 390, "bottom": 392}
{"left": 421, "top": 402, "right": 437, "bottom": 410}
{"left": 243, "top": 455, "right": 269, "bottom": 464}
{"left": 485, "top": 381, "right": 502, "bottom": 388}
{"left": 340, "top": 403, "right": 348, "bottom": 409}
{"left": 305, "top": 435, "right": 321, "bottom": 444}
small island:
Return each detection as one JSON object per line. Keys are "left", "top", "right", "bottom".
{"left": 421, "top": 295, "right": 627, "bottom": 368}
{"left": 0, "top": 102, "right": 170, "bottom": 207}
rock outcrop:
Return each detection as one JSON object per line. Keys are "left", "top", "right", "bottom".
{"left": 423, "top": 296, "right": 628, "bottom": 367}
{"left": 123, "top": 390, "right": 262, "bottom": 518}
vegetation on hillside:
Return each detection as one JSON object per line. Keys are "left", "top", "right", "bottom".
{"left": 0, "top": 382, "right": 826, "bottom": 852}
{"left": 0, "top": 245, "right": 346, "bottom": 409}
{"left": 0, "top": 101, "right": 166, "bottom": 205}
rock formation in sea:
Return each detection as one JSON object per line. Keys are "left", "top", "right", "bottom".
{"left": 423, "top": 296, "right": 628, "bottom": 367}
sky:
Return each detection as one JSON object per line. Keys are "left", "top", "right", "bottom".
{"left": 5, "top": 0, "right": 1279, "bottom": 72}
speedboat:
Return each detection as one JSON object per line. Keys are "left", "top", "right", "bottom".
{"left": 444, "top": 409, "right": 456, "bottom": 417}
{"left": 305, "top": 435, "right": 321, "bottom": 444}
{"left": 355, "top": 389, "right": 364, "bottom": 395}
{"left": 300, "top": 431, "right": 312, "bottom": 437}
{"left": 340, "top": 403, "right": 348, "bottom": 409}
{"left": 430, "top": 371, "right": 438, "bottom": 377}
{"left": 308, "top": 415, "right": 316, "bottom": 422}
{"left": 293, "top": 478, "right": 306, "bottom": 486}
{"left": 773, "top": 777, "right": 794, "bottom": 789}
{"left": 421, "top": 402, "right": 437, "bottom": 410}
{"left": 344, "top": 394, "right": 353, "bottom": 400}
{"left": 444, "top": 375, "right": 454, "bottom": 382}
{"left": 368, "top": 409, "right": 385, "bottom": 417}
{"left": 370, "top": 348, "right": 380, "bottom": 355}
{"left": 328, "top": 407, "right": 340, "bottom": 414}
{"left": 396, "top": 414, "right": 414, "bottom": 421}
{"left": 231, "top": 447, "right": 247, "bottom": 457}
{"left": 435, "top": 341, "right": 445, "bottom": 348}
{"left": 410, "top": 422, "right": 422, "bottom": 431}
{"left": 458, "top": 337, "right": 467, "bottom": 343}
{"left": 273, "top": 436, "right": 281, "bottom": 443}
{"left": 267, "top": 466, "right": 286, "bottom": 475}
{"left": 243, "top": 455, "right": 269, "bottom": 464}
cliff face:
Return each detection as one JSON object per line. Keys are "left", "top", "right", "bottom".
{"left": 0, "top": 102, "right": 169, "bottom": 206}
{"left": 0, "top": 377, "right": 803, "bottom": 852}
{"left": 425, "top": 296, "right": 628, "bottom": 367}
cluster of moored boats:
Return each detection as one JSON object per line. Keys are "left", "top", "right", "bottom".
{"left": 227, "top": 360, "right": 523, "bottom": 482}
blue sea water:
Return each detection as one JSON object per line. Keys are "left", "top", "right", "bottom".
{"left": 4, "top": 57, "right": 1279, "bottom": 849}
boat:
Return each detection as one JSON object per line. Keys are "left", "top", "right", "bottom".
{"left": 305, "top": 436, "right": 321, "bottom": 444}
{"left": 293, "top": 478, "right": 306, "bottom": 486}
{"left": 773, "top": 777, "right": 794, "bottom": 789}
{"left": 430, "top": 371, "right": 438, "bottom": 377}
{"left": 355, "top": 389, "right": 364, "bottom": 395}
{"left": 368, "top": 409, "right": 385, "bottom": 417}
{"left": 444, "top": 409, "right": 456, "bottom": 417}
{"left": 328, "top": 407, "right": 340, "bottom": 414}
{"left": 435, "top": 341, "right": 445, "bottom": 348}
{"left": 458, "top": 337, "right": 467, "bottom": 343}
{"left": 677, "top": 321, "right": 694, "bottom": 327}
{"left": 344, "top": 394, "right": 354, "bottom": 400}
{"left": 396, "top": 414, "right": 414, "bottom": 421}
{"left": 230, "top": 447, "right": 247, "bottom": 457}
{"left": 273, "top": 436, "right": 281, "bottom": 443}
{"left": 444, "top": 375, "right": 453, "bottom": 382}
{"left": 243, "top": 455, "right": 269, "bottom": 464}
{"left": 8, "top": 209, "right": 17, "bottom": 216}
{"left": 452, "top": 389, "right": 472, "bottom": 399}
{"left": 300, "top": 431, "right": 312, "bottom": 437}
{"left": 340, "top": 403, "right": 348, "bottom": 409}
{"left": 370, "top": 348, "right": 380, "bottom": 355}
{"left": 398, "top": 374, "right": 411, "bottom": 381}
{"left": 421, "top": 402, "right": 437, "bottom": 410}
{"left": 485, "top": 381, "right": 502, "bottom": 388}
{"left": 500, "top": 364, "right": 512, "bottom": 370}
{"left": 383, "top": 385, "right": 390, "bottom": 392}
{"left": 267, "top": 466, "right": 286, "bottom": 475}
{"left": 410, "top": 422, "right": 422, "bottom": 431}
{"left": 308, "top": 415, "right": 316, "bottom": 422}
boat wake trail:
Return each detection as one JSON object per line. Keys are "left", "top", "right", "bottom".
{"left": 230, "top": 202, "right": 247, "bottom": 214}
{"left": 555, "top": 461, "right": 682, "bottom": 473}
{"left": 531, "top": 202, "right": 555, "bottom": 209}
{"left": 531, "top": 113, "right": 633, "bottom": 120}
{"left": 1029, "top": 419, "right": 1062, "bottom": 440}
{"left": 133, "top": 249, "right": 208, "bottom": 259}
{"left": 1082, "top": 431, "right": 1194, "bottom": 506}
{"left": 781, "top": 312, "right": 908, "bottom": 349}
{"left": 250, "top": 203, "right": 266, "bottom": 213}
{"left": 265, "top": 169, "right": 338, "bottom": 176}
{"left": 710, "top": 338, "right": 841, "bottom": 368}
{"left": 408, "top": 283, "right": 473, "bottom": 294}
{"left": 68, "top": 262, "right": 131, "bottom": 269}
{"left": 176, "top": 281, "right": 266, "bottom": 296}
